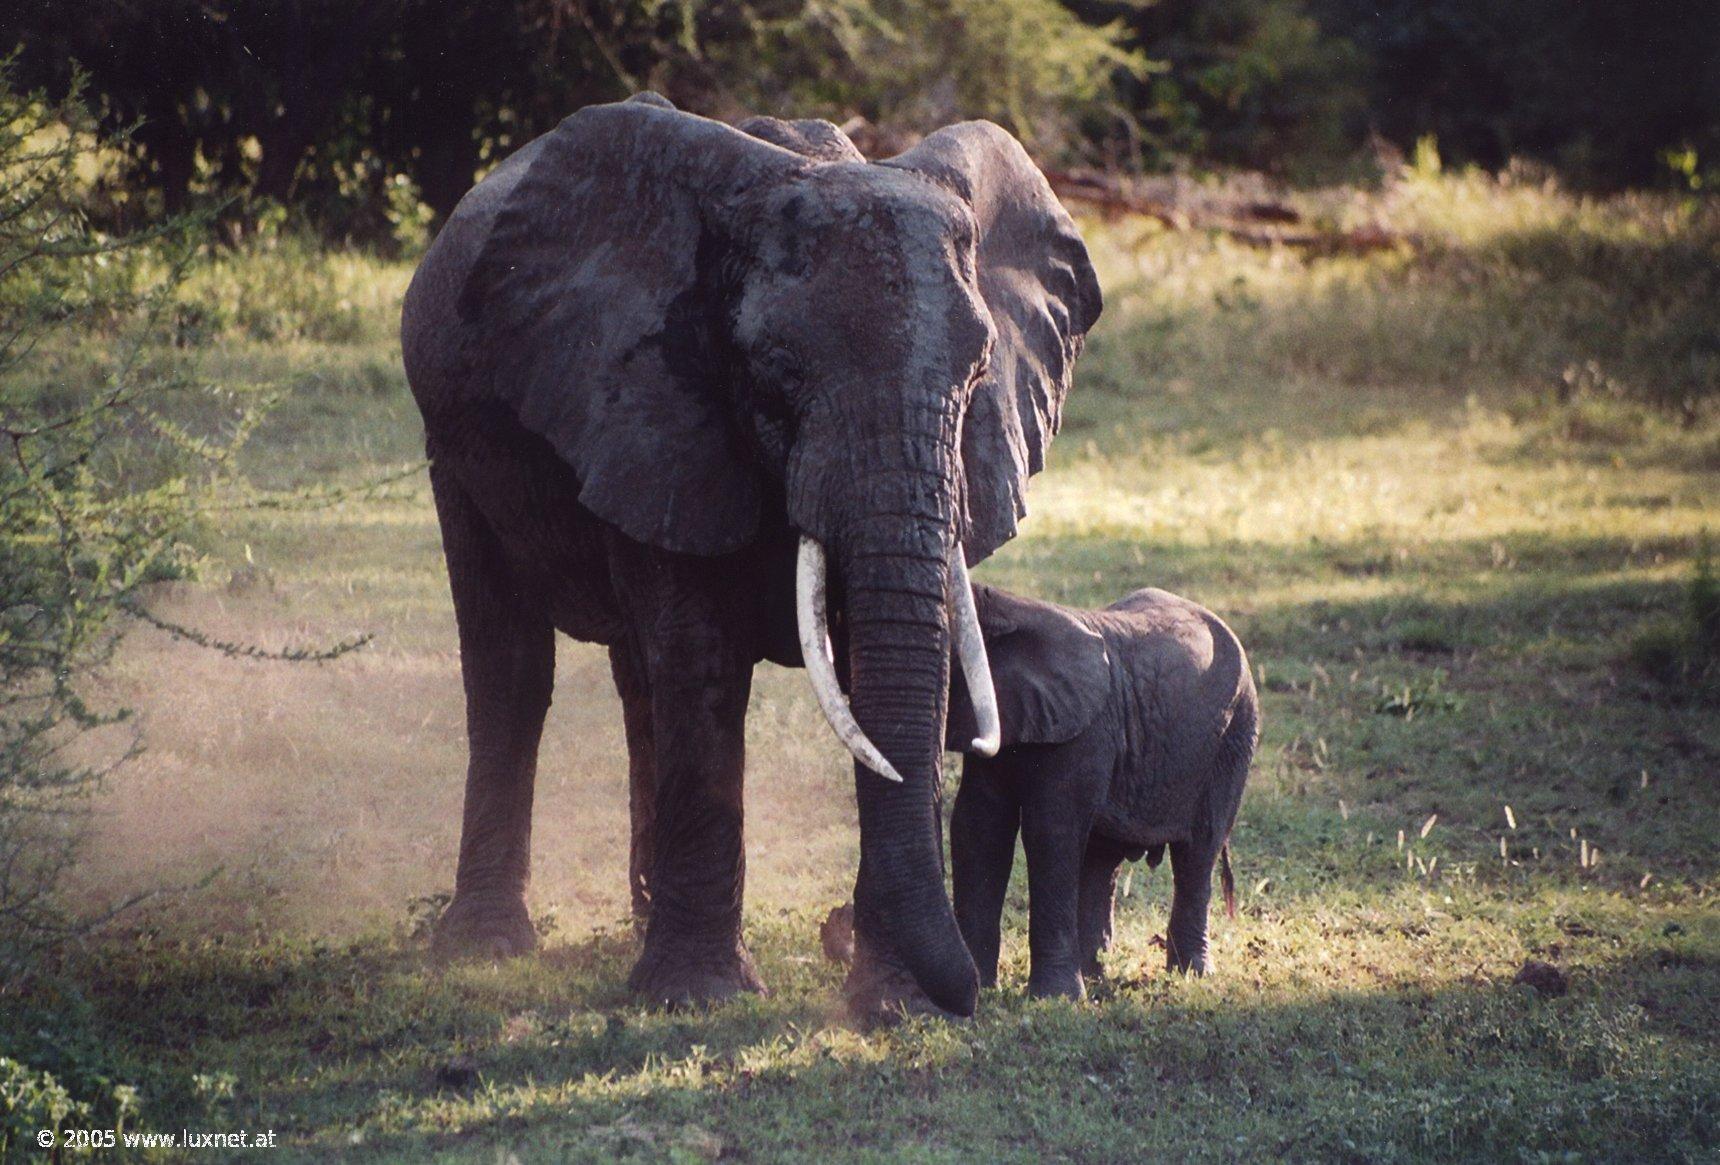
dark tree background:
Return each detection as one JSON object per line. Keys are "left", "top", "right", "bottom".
{"left": 5, "top": 1, "right": 652, "bottom": 229}
{"left": 1318, "top": 0, "right": 1720, "bottom": 184}
{"left": 5, "top": 0, "right": 1716, "bottom": 243}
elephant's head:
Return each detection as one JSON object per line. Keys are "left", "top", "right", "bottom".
{"left": 459, "top": 95, "right": 1100, "bottom": 1015}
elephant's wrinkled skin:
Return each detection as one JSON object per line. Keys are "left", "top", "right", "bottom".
{"left": 947, "top": 587, "right": 1258, "bottom": 999}
{"left": 400, "top": 94, "right": 1100, "bottom": 1018}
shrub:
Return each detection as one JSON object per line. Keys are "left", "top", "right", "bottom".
{"left": 0, "top": 1058, "right": 88, "bottom": 1156}
{"left": 0, "top": 63, "right": 364, "bottom": 977}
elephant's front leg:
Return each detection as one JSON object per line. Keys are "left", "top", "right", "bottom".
{"left": 1019, "top": 745, "right": 1107, "bottom": 1000}
{"left": 613, "top": 546, "right": 764, "bottom": 1006}
{"left": 430, "top": 466, "right": 555, "bottom": 960}
{"left": 630, "top": 636, "right": 762, "bottom": 1004}
{"left": 950, "top": 760, "right": 1020, "bottom": 988}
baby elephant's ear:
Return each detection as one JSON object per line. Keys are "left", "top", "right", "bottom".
{"left": 949, "top": 587, "right": 1110, "bottom": 749}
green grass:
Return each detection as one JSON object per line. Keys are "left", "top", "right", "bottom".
{"left": 5, "top": 171, "right": 1718, "bottom": 1162}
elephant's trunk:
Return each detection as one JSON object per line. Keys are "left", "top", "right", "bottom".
{"left": 840, "top": 502, "right": 979, "bottom": 1016}
{"left": 799, "top": 539, "right": 998, "bottom": 770}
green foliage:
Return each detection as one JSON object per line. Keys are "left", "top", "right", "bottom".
{"left": 173, "top": 235, "right": 398, "bottom": 346}
{"left": 4, "top": 0, "right": 1145, "bottom": 241}
{"left": 0, "top": 1057, "right": 87, "bottom": 1155}
{"left": 0, "top": 65, "right": 369, "bottom": 977}
{"left": 1089, "top": 163, "right": 1720, "bottom": 417}
{"left": 1, "top": 66, "right": 206, "bottom": 972}
{"left": 677, "top": 0, "right": 1148, "bottom": 158}
{"left": 9, "top": 0, "right": 1717, "bottom": 244}
{"left": 1371, "top": 674, "right": 1463, "bottom": 718}
{"left": 1078, "top": 0, "right": 1366, "bottom": 173}
{"left": 0, "top": 1052, "right": 142, "bottom": 1158}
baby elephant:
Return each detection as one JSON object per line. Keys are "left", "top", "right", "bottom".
{"left": 947, "top": 585, "right": 1258, "bottom": 1000}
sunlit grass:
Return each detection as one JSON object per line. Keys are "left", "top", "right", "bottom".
{"left": 7, "top": 171, "right": 1717, "bottom": 1162}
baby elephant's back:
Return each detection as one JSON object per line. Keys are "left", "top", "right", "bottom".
{"left": 1089, "top": 588, "right": 1255, "bottom": 846}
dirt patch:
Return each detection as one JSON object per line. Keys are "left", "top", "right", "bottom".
{"left": 820, "top": 902, "right": 854, "bottom": 966}
{"left": 1513, "top": 959, "right": 1569, "bottom": 997}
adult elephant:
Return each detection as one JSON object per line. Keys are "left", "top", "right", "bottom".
{"left": 400, "top": 93, "right": 1100, "bottom": 1018}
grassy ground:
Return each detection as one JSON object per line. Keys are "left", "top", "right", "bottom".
{"left": 5, "top": 170, "right": 1718, "bottom": 1162}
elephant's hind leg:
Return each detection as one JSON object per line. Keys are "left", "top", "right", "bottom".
{"left": 1076, "top": 836, "right": 1136, "bottom": 981}
{"left": 1165, "top": 838, "right": 1218, "bottom": 975}
{"left": 430, "top": 465, "right": 555, "bottom": 961}
{"left": 609, "top": 641, "right": 656, "bottom": 933}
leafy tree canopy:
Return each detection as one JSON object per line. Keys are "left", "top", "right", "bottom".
{"left": 2, "top": 0, "right": 1714, "bottom": 243}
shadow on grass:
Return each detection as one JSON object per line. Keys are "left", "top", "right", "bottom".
{"left": 30, "top": 925, "right": 1711, "bottom": 1162}
{"left": 994, "top": 529, "right": 1698, "bottom": 621}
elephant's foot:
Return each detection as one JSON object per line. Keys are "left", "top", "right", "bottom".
{"left": 1080, "top": 932, "right": 1115, "bottom": 982}
{"left": 431, "top": 892, "right": 537, "bottom": 961}
{"left": 844, "top": 929, "right": 966, "bottom": 1027}
{"left": 628, "top": 936, "right": 765, "bottom": 1009}
{"left": 1028, "top": 966, "right": 1087, "bottom": 1001}
{"left": 1166, "top": 938, "right": 1212, "bottom": 976}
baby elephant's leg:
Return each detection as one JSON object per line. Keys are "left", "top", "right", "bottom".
{"left": 1166, "top": 838, "right": 1219, "bottom": 974}
{"left": 1020, "top": 753, "right": 1106, "bottom": 1000}
{"left": 1076, "top": 837, "right": 1136, "bottom": 980}
{"left": 950, "top": 762, "right": 1020, "bottom": 988}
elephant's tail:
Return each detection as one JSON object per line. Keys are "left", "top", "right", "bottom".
{"left": 1219, "top": 843, "right": 1236, "bottom": 920}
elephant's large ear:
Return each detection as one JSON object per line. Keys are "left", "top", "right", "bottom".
{"left": 884, "top": 123, "right": 1103, "bottom": 562}
{"left": 948, "top": 586, "right": 1110, "bottom": 749}
{"left": 458, "top": 95, "right": 804, "bottom": 555}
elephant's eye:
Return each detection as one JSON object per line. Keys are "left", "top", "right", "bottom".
{"left": 755, "top": 340, "right": 804, "bottom": 391}
{"left": 963, "top": 339, "right": 994, "bottom": 403}
{"left": 755, "top": 380, "right": 794, "bottom": 426}
{"left": 726, "top": 336, "right": 796, "bottom": 470}
{"left": 746, "top": 373, "right": 797, "bottom": 471}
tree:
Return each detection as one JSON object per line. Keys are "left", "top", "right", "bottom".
{"left": 3, "top": 0, "right": 1146, "bottom": 238}
{"left": 1314, "top": 0, "right": 1720, "bottom": 185}
{"left": 0, "top": 63, "right": 363, "bottom": 976}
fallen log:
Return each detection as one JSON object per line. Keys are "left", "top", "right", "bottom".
{"left": 833, "top": 118, "right": 1414, "bottom": 255}
{"left": 1043, "top": 168, "right": 1414, "bottom": 254}
{"left": 1220, "top": 223, "right": 1414, "bottom": 256}
{"left": 1042, "top": 168, "right": 1188, "bottom": 230}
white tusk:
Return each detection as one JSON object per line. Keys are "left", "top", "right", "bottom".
{"left": 950, "top": 553, "right": 1001, "bottom": 756}
{"left": 796, "top": 536, "right": 904, "bottom": 783}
